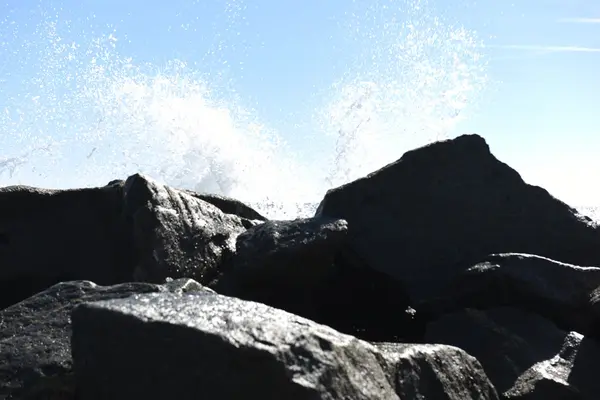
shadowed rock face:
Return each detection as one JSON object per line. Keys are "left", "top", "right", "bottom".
{"left": 0, "top": 175, "right": 264, "bottom": 309}
{"left": 418, "top": 253, "right": 600, "bottom": 341}
{"left": 0, "top": 183, "right": 135, "bottom": 309}
{"left": 425, "top": 307, "right": 600, "bottom": 399}
{"left": 315, "top": 134, "right": 600, "bottom": 302}
{"left": 2, "top": 133, "right": 600, "bottom": 399}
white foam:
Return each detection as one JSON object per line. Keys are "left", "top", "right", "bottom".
{"left": 0, "top": 0, "right": 488, "bottom": 219}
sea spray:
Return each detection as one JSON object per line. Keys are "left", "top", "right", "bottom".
{"left": 318, "top": 0, "right": 488, "bottom": 187}
{"left": 0, "top": 0, "right": 488, "bottom": 218}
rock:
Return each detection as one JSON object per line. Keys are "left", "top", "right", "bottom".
{"left": 376, "top": 342, "right": 499, "bottom": 400}
{"left": 6, "top": 133, "right": 600, "bottom": 399}
{"left": 504, "top": 332, "right": 600, "bottom": 400}
{"left": 228, "top": 217, "right": 348, "bottom": 290}
{"left": 219, "top": 217, "right": 418, "bottom": 342}
{"left": 71, "top": 291, "right": 399, "bottom": 400}
{"left": 0, "top": 183, "right": 135, "bottom": 310}
{"left": 181, "top": 190, "right": 267, "bottom": 222}
{"left": 314, "top": 250, "right": 419, "bottom": 342}
{"left": 315, "top": 134, "right": 600, "bottom": 302}
{"left": 219, "top": 217, "right": 347, "bottom": 313}
{"left": 0, "top": 175, "right": 263, "bottom": 311}
{"left": 109, "top": 179, "right": 266, "bottom": 222}
{"left": 71, "top": 291, "right": 498, "bottom": 400}
{"left": 425, "top": 307, "right": 600, "bottom": 399}
{"left": 0, "top": 278, "right": 208, "bottom": 399}
{"left": 122, "top": 174, "right": 250, "bottom": 286}
{"left": 421, "top": 253, "right": 600, "bottom": 339}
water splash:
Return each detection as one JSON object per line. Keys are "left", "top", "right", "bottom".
{"left": 318, "top": 0, "right": 488, "bottom": 186}
{"left": 0, "top": 0, "right": 488, "bottom": 218}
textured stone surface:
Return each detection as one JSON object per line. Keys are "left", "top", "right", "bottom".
{"left": 122, "top": 173, "right": 249, "bottom": 285}
{"left": 425, "top": 307, "right": 600, "bottom": 399}
{"left": 376, "top": 343, "right": 499, "bottom": 400}
{"left": 420, "top": 253, "right": 600, "bottom": 339}
{"left": 3, "top": 134, "right": 600, "bottom": 399}
{"left": 71, "top": 291, "right": 498, "bottom": 400}
{"left": 0, "top": 279, "right": 209, "bottom": 399}
{"left": 71, "top": 292, "right": 400, "bottom": 400}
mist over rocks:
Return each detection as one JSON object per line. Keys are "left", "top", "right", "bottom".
{"left": 1, "top": 133, "right": 600, "bottom": 398}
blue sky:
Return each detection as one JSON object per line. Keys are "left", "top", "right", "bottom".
{"left": 0, "top": 0, "right": 599, "bottom": 207}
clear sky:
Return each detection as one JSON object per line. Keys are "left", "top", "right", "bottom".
{"left": 0, "top": 0, "right": 599, "bottom": 209}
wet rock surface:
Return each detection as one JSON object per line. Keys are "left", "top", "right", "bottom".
{"left": 71, "top": 292, "right": 497, "bottom": 400}
{"left": 2, "top": 134, "right": 600, "bottom": 399}
{"left": 0, "top": 279, "right": 209, "bottom": 399}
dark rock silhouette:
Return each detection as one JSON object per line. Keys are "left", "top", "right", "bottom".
{"left": 425, "top": 307, "right": 600, "bottom": 399}
{"left": 419, "top": 253, "right": 600, "bottom": 340}
{"left": 315, "top": 134, "right": 600, "bottom": 303}
{"left": 1, "top": 133, "right": 600, "bottom": 399}
{"left": 0, "top": 184, "right": 134, "bottom": 309}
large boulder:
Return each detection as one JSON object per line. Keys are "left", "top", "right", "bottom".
{"left": 225, "top": 217, "right": 348, "bottom": 295}
{"left": 122, "top": 174, "right": 256, "bottom": 286}
{"left": 425, "top": 307, "right": 600, "bottom": 399}
{"left": 0, "top": 279, "right": 209, "bottom": 399}
{"left": 0, "top": 183, "right": 134, "bottom": 309}
{"left": 420, "top": 253, "right": 600, "bottom": 339}
{"left": 109, "top": 179, "right": 267, "bottom": 222}
{"left": 312, "top": 249, "right": 420, "bottom": 342}
{"left": 218, "top": 217, "right": 419, "bottom": 342}
{"left": 219, "top": 217, "right": 347, "bottom": 318}
{"left": 376, "top": 342, "right": 499, "bottom": 400}
{"left": 71, "top": 291, "right": 498, "bottom": 400}
{"left": 315, "top": 134, "right": 600, "bottom": 301}
{"left": 0, "top": 174, "right": 263, "bottom": 311}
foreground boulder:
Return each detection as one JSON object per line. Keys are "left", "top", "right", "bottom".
{"left": 71, "top": 291, "right": 498, "bottom": 400}
{"left": 425, "top": 307, "right": 600, "bottom": 399}
{"left": 0, "top": 279, "right": 209, "bottom": 399}
{"left": 0, "top": 183, "right": 134, "bottom": 309}
{"left": 421, "top": 253, "right": 600, "bottom": 339}
{"left": 315, "top": 134, "right": 600, "bottom": 301}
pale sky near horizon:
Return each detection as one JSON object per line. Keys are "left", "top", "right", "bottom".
{"left": 0, "top": 0, "right": 599, "bottom": 207}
